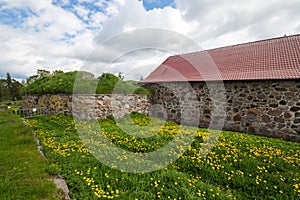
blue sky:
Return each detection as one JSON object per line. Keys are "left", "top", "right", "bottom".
{"left": 0, "top": 5, "right": 34, "bottom": 28}
{"left": 142, "top": 0, "right": 175, "bottom": 11}
{"left": 0, "top": 0, "right": 299, "bottom": 81}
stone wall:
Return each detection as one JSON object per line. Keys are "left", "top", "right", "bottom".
{"left": 22, "top": 80, "right": 300, "bottom": 142}
{"left": 22, "top": 94, "right": 150, "bottom": 120}
{"left": 145, "top": 80, "right": 300, "bottom": 142}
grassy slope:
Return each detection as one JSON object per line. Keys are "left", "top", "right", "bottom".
{"left": 0, "top": 110, "right": 60, "bottom": 200}
{"left": 26, "top": 114, "right": 300, "bottom": 200}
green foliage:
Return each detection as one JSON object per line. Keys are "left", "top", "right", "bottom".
{"left": 0, "top": 73, "right": 23, "bottom": 101}
{"left": 0, "top": 79, "right": 9, "bottom": 101}
{"left": 37, "top": 69, "right": 51, "bottom": 77}
{"left": 22, "top": 70, "right": 151, "bottom": 95}
{"left": 26, "top": 114, "right": 300, "bottom": 200}
{"left": 23, "top": 70, "right": 95, "bottom": 94}
{"left": 96, "top": 73, "right": 120, "bottom": 94}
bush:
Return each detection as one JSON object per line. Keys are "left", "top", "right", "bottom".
{"left": 22, "top": 71, "right": 151, "bottom": 95}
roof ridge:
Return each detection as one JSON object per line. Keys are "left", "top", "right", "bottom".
{"left": 174, "top": 33, "right": 300, "bottom": 57}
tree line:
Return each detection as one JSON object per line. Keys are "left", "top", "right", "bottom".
{"left": 0, "top": 73, "right": 23, "bottom": 102}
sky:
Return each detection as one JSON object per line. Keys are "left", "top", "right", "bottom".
{"left": 0, "top": 0, "right": 300, "bottom": 81}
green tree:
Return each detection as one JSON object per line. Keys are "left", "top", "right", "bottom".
{"left": 0, "top": 73, "right": 23, "bottom": 101}
{"left": 26, "top": 75, "right": 39, "bottom": 85}
{"left": 5, "top": 73, "right": 12, "bottom": 97}
{"left": 0, "top": 79, "right": 9, "bottom": 102}
{"left": 118, "top": 72, "right": 124, "bottom": 80}
{"left": 52, "top": 70, "right": 64, "bottom": 76}
{"left": 10, "top": 81, "right": 23, "bottom": 100}
{"left": 96, "top": 73, "right": 120, "bottom": 93}
{"left": 37, "top": 69, "right": 51, "bottom": 78}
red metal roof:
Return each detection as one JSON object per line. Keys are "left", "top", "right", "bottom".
{"left": 141, "top": 34, "right": 300, "bottom": 82}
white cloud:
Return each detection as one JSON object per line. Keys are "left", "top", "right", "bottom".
{"left": 109, "top": 50, "right": 172, "bottom": 80}
{"left": 26, "top": 7, "right": 83, "bottom": 39}
{"left": 0, "top": 3, "right": 84, "bottom": 79}
{"left": 96, "top": 1, "right": 197, "bottom": 42}
{"left": 89, "top": 11, "right": 107, "bottom": 28}
{"left": 74, "top": 5, "right": 90, "bottom": 21}
{"left": 0, "top": 0, "right": 300, "bottom": 81}
{"left": 87, "top": 0, "right": 201, "bottom": 79}
{"left": 175, "top": 0, "right": 300, "bottom": 48}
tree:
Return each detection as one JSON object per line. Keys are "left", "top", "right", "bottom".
{"left": 37, "top": 69, "right": 51, "bottom": 78}
{"left": 10, "top": 81, "right": 23, "bottom": 100}
{"left": 0, "top": 73, "right": 23, "bottom": 101}
{"left": 118, "top": 72, "right": 124, "bottom": 80}
{"left": 97, "top": 73, "right": 121, "bottom": 94}
{"left": 5, "top": 73, "right": 12, "bottom": 87}
{"left": 26, "top": 75, "right": 39, "bottom": 85}
{"left": 0, "top": 79, "right": 9, "bottom": 102}
{"left": 25, "top": 69, "right": 51, "bottom": 85}
{"left": 5, "top": 73, "right": 12, "bottom": 99}
{"left": 52, "top": 70, "right": 64, "bottom": 76}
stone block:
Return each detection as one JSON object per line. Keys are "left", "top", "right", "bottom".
{"left": 261, "top": 115, "right": 271, "bottom": 123}
{"left": 290, "top": 106, "right": 300, "bottom": 112}
{"left": 294, "top": 119, "right": 300, "bottom": 124}
{"left": 269, "top": 103, "right": 278, "bottom": 108}
{"left": 275, "top": 87, "right": 287, "bottom": 91}
{"left": 274, "top": 117, "right": 285, "bottom": 123}
{"left": 284, "top": 112, "right": 292, "bottom": 119}
{"left": 267, "top": 110, "right": 282, "bottom": 116}
{"left": 233, "top": 114, "right": 241, "bottom": 121}
{"left": 285, "top": 92, "right": 295, "bottom": 97}
{"left": 248, "top": 126, "right": 256, "bottom": 133}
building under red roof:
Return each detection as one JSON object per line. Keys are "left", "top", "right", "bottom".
{"left": 141, "top": 34, "right": 300, "bottom": 82}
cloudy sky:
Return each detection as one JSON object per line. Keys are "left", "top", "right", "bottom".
{"left": 0, "top": 0, "right": 300, "bottom": 81}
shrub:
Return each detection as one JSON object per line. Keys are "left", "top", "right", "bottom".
{"left": 22, "top": 71, "right": 151, "bottom": 95}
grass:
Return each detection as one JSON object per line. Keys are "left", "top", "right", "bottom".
{"left": 26, "top": 113, "right": 300, "bottom": 199}
{"left": 0, "top": 110, "right": 61, "bottom": 200}
{"left": 0, "top": 100, "right": 22, "bottom": 110}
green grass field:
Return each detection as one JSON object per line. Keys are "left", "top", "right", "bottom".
{"left": 25, "top": 113, "right": 300, "bottom": 200}
{"left": 0, "top": 110, "right": 61, "bottom": 200}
